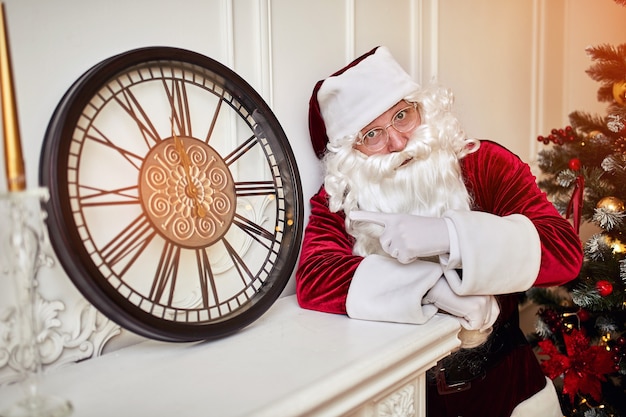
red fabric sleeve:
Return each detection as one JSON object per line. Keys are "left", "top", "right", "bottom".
{"left": 295, "top": 188, "right": 362, "bottom": 314}
{"left": 460, "top": 141, "right": 583, "bottom": 287}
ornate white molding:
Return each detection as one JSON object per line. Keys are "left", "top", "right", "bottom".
{"left": 377, "top": 383, "right": 417, "bottom": 417}
{"left": 0, "top": 293, "right": 121, "bottom": 385}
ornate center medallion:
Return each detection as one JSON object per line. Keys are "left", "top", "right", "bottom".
{"left": 140, "top": 137, "right": 235, "bottom": 248}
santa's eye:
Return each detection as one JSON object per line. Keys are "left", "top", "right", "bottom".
{"left": 361, "top": 128, "right": 385, "bottom": 146}
{"left": 393, "top": 107, "right": 415, "bottom": 130}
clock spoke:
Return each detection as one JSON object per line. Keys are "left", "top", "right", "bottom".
{"left": 163, "top": 78, "right": 192, "bottom": 137}
{"left": 78, "top": 184, "right": 139, "bottom": 207}
{"left": 205, "top": 96, "right": 223, "bottom": 144}
{"left": 221, "top": 237, "right": 255, "bottom": 287}
{"left": 195, "top": 248, "right": 219, "bottom": 309}
{"left": 223, "top": 134, "right": 258, "bottom": 166}
{"left": 100, "top": 214, "right": 157, "bottom": 277}
{"left": 112, "top": 87, "right": 162, "bottom": 147}
{"left": 85, "top": 124, "right": 145, "bottom": 170}
{"left": 232, "top": 213, "right": 276, "bottom": 251}
{"left": 234, "top": 181, "right": 276, "bottom": 197}
{"left": 149, "top": 241, "right": 180, "bottom": 307}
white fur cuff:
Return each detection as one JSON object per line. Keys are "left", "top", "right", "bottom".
{"left": 510, "top": 377, "right": 562, "bottom": 417}
{"left": 346, "top": 255, "right": 442, "bottom": 324}
{"left": 441, "top": 210, "right": 541, "bottom": 295}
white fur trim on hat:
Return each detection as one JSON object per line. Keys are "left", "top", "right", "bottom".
{"left": 317, "top": 46, "right": 420, "bottom": 142}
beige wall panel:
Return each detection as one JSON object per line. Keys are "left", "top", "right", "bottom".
{"left": 354, "top": 0, "right": 414, "bottom": 65}
{"left": 564, "top": 0, "right": 626, "bottom": 116}
{"left": 271, "top": 0, "right": 349, "bottom": 198}
{"left": 438, "top": 0, "right": 535, "bottom": 161}
{"left": 539, "top": 0, "right": 566, "bottom": 138}
{"left": 233, "top": 0, "right": 266, "bottom": 93}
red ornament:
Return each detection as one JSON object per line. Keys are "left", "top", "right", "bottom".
{"left": 568, "top": 158, "right": 581, "bottom": 171}
{"left": 596, "top": 280, "right": 614, "bottom": 297}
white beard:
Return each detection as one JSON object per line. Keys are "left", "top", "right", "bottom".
{"left": 331, "top": 127, "right": 491, "bottom": 349}
{"left": 333, "top": 125, "right": 472, "bottom": 257}
{"left": 322, "top": 95, "right": 488, "bottom": 348}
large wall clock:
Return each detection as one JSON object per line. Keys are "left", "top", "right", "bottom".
{"left": 39, "top": 47, "right": 303, "bottom": 342}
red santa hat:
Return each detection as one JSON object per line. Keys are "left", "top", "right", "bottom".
{"left": 308, "top": 46, "right": 420, "bottom": 158}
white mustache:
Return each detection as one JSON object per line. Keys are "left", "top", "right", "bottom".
{"left": 363, "top": 125, "right": 438, "bottom": 178}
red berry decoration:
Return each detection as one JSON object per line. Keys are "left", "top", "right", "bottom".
{"left": 596, "top": 280, "right": 614, "bottom": 297}
{"left": 568, "top": 158, "right": 581, "bottom": 171}
{"left": 537, "top": 126, "right": 576, "bottom": 145}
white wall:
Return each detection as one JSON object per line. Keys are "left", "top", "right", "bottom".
{"left": 0, "top": 0, "right": 624, "bottom": 376}
{"left": 438, "top": 0, "right": 626, "bottom": 162}
{"left": 564, "top": 0, "right": 626, "bottom": 115}
{"left": 438, "top": 0, "right": 537, "bottom": 159}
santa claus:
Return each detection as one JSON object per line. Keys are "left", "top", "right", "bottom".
{"left": 296, "top": 46, "right": 583, "bottom": 417}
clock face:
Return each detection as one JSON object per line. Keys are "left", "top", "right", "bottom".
{"left": 39, "top": 47, "right": 303, "bottom": 342}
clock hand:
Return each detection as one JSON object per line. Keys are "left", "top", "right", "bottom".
{"left": 173, "top": 132, "right": 206, "bottom": 218}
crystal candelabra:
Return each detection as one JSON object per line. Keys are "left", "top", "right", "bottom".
{"left": 0, "top": 188, "right": 72, "bottom": 417}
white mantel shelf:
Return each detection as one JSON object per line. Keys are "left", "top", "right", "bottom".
{"left": 0, "top": 295, "right": 461, "bottom": 417}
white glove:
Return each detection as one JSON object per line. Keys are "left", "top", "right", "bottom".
{"left": 349, "top": 211, "right": 450, "bottom": 264}
{"left": 423, "top": 277, "right": 500, "bottom": 331}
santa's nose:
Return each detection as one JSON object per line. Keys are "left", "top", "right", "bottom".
{"left": 386, "top": 129, "right": 409, "bottom": 152}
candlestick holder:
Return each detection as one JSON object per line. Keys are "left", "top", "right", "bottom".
{"left": 0, "top": 188, "right": 72, "bottom": 417}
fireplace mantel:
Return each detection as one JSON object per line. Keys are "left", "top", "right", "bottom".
{"left": 0, "top": 295, "right": 461, "bottom": 417}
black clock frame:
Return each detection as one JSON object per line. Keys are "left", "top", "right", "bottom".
{"left": 39, "top": 47, "right": 303, "bottom": 342}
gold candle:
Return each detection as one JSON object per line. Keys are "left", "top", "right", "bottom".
{"left": 0, "top": 2, "right": 25, "bottom": 191}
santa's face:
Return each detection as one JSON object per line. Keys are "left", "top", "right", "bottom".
{"left": 322, "top": 85, "right": 480, "bottom": 257}
{"left": 329, "top": 100, "right": 473, "bottom": 257}
{"left": 354, "top": 100, "right": 422, "bottom": 156}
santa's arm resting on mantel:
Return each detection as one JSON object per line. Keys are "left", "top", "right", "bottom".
{"left": 296, "top": 140, "right": 583, "bottom": 324}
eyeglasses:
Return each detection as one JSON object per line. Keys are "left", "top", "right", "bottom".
{"left": 355, "top": 101, "right": 419, "bottom": 152}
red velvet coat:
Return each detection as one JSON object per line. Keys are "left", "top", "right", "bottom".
{"left": 296, "top": 140, "right": 583, "bottom": 417}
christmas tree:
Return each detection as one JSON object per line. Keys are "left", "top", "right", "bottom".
{"left": 527, "top": 42, "right": 626, "bottom": 416}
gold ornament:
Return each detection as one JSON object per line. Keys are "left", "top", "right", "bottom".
{"left": 613, "top": 81, "right": 626, "bottom": 106}
{"left": 588, "top": 130, "right": 602, "bottom": 139}
{"left": 596, "top": 196, "right": 625, "bottom": 212}
{"left": 607, "top": 236, "right": 626, "bottom": 254}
